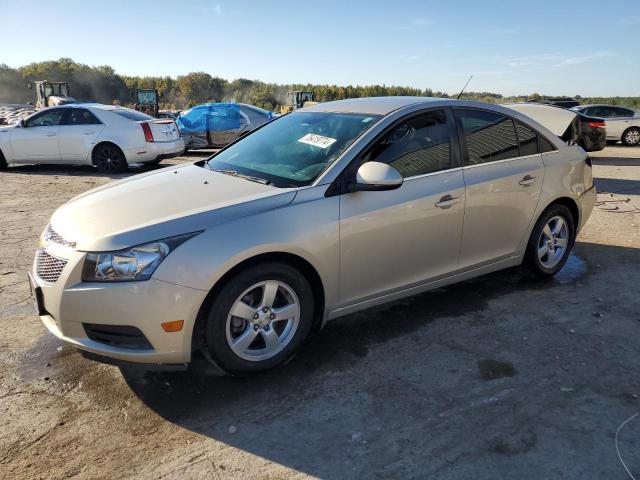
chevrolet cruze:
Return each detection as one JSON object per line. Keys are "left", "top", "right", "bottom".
{"left": 30, "top": 97, "right": 596, "bottom": 375}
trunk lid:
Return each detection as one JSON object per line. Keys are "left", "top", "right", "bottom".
{"left": 144, "top": 119, "right": 180, "bottom": 142}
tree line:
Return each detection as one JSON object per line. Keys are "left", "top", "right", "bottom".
{"left": 1, "top": 58, "right": 639, "bottom": 111}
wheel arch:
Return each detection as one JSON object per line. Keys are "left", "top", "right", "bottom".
{"left": 91, "top": 140, "right": 128, "bottom": 165}
{"left": 544, "top": 196, "right": 580, "bottom": 229}
{"left": 190, "top": 251, "right": 326, "bottom": 354}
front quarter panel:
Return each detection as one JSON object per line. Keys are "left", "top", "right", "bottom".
{"left": 153, "top": 185, "right": 340, "bottom": 315}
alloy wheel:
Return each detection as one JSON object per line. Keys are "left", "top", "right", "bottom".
{"left": 537, "top": 215, "right": 569, "bottom": 269}
{"left": 225, "top": 280, "right": 301, "bottom": 362}
{"left": 94, "top": 146, "right": 122, "bottom": 172}
{"left": 624, "top": 129, "right": 640, "bottom": 145}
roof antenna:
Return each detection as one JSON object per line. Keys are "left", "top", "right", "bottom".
{"left": 456, "top": 75, "right": 474, "bottom": 100}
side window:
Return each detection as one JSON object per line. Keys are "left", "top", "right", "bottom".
{"left": 515, "top": 122, "right": 539, "bottom": 156}
{"left": 539, "top": 136, "right": 557, "bottom": 153}
{"left": 455, "top": 109, "right": 519, "bottom": 165}
{"left": 361, "top": 110, "right": 451, "bottom": 178}
{"left": 611, "top": 107, "right": 634, "bottom": 118}
{"left": 63, "top": 109, "right": 101, "bottom": 126}
{"left": 25, "top": 109, "right": 65, "bottom": 127}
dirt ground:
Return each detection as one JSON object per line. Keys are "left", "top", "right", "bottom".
{"left": 1, "top": 146, "right": 639, "bottom": 479}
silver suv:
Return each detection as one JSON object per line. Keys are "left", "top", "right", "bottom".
{"left": 31, "top": 97, "right": 596, "bottom": 375}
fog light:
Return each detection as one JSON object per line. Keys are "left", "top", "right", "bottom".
{"left": 161, "top": 320, "right": 184, "bottom": 332}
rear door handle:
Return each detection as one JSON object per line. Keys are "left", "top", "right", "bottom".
{"left": 519, "top": 175, "right": 536, "bottom": 186}
{"left": 435, "top": 195, "right": 460, "bottom": 209}
{"left": 82, "top": 132, "right": 95, "bottom": 135}
{"left": 44, "top": 132, "right": 57, "bottom": 137}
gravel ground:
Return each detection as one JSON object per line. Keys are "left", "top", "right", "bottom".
{"left": 1, "top": 146, "right": 639, "bottom": 479}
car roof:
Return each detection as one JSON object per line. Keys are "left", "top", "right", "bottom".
{"left": 302, "top": 96, "right": 452, "bottom": 115}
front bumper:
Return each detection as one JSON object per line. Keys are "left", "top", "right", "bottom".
{"left": 30, "top": 244, "right": 207, "bottom": 364}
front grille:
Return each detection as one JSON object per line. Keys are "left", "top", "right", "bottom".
{"left": 44, "top": 224, "right": 76, "bottom": 248}
{"left": 35, "top": 250, "right": 68, "bottom": 283}
{"left": 83, "top": 324, "right": 153, "bottom": 350}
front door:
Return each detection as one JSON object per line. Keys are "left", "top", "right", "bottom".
{"left": 338, "top": 109, "right": 465, "bottom": 307}
{"left": 454, "top": 108, "right": 544, "bottom": 269}
{"left": 10, "top": 109, "right": 65, "bottom": 161}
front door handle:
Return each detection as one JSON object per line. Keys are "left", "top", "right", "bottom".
{"left": 435, "top": 195, "right": 460, "bottom": 209}
{"left": 82, "top": 132, "right": 95, "bottom": 135}
{"left": 519, "top": 175, "right": 536, "bottom": 186}
{"left": 44, "top": 132, "right": 57, "bottom": 137}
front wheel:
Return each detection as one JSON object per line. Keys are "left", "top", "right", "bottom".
{"left": 523, "top": 204, "right": 576, "bottom": 277}
{"left": 92, "top": 144, "right": 127, "bottom": 173}
{"left": 621, "top": 127, "right": 640, "bottom": 146}
{"left": 203, "top": 262, "right": 314, "bottom": 375}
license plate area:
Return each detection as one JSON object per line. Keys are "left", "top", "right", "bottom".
{"left": 27, "top": 272, "right": 47, "bottom": 316}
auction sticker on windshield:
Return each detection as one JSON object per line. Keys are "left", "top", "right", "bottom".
{"left": 298, "top": 133, "right": 337, "bottom": 149}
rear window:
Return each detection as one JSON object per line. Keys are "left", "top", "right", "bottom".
{"left": 112, "top": 108, "right": 154, "bottom": 121}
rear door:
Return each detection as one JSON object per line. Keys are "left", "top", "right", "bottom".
{"left": 9, "top": 109, "right": 64, "bottom": 162}
{"left": 58, "top": 108, "right": 104, "bottom": 162}
{"left": 454, "top": 108, "right": 544, "bottom": 269}
{"left": 338, "top": 109, "right": 466, "bottom": 306}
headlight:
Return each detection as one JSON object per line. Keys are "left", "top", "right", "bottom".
{"left": 82, "top": 232, "right": 199, "bottom": 282}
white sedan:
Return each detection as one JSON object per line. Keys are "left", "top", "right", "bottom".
{"left": 0, "top": 104, "right": 185, "bottom": 172}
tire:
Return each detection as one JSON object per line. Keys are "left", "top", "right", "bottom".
{"left": 621, "top": 127, "right": 640, "bottom": 147}
{"left": 203, "top": 262, "right": 314, "bottom": 375}
{"left": 92, "top": 143, "right": 127, "bottom": 173}
{"left": 523, "top": 204, "right": 576, "bottom": 278}
{"left": 0, "top": 149, "right": 7, "bottom": 170}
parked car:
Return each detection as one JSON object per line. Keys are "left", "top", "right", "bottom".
{"left": 570, "top": 104, "right": 640, "bottom": 146}
{"left": 527, "top": 97, "right": 580, "bottom": 109}
{"left": 0, "top": 104, "right": 184, "bottom": 172}
{"left": 177, "top": 102, "right": 273, "bottom": 150}
{"left": 30, "top": 97, "right": 595, "bottom": 375}
{"left": 504, "top": 103, "right": 606, "bottom": 152}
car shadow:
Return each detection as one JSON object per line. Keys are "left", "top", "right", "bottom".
{"left": 2, "top": 160, "right": 191, "bottom": 179}
{"left": 117, "top": 241, "right": 640, "bottom": 478}
{"left": 594, "top": 176, "right": 640, "bottom": 195}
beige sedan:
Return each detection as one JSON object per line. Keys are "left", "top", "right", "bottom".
{"left": 30, "top": 97, "right": 596, "bottom": 374}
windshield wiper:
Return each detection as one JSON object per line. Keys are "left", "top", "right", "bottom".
{"left": 212, "top": 168, "right": 271, "bottom": 185}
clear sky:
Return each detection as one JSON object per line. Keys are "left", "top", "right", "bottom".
{"left": 1, "top": 0, "right": 638, "bottom": 96}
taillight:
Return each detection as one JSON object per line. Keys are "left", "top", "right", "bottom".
{"left": 588, "top": 120, "right": 605, "bottom": 128}
{"left": 141, "top": 122, "right": 154, "bottom": 142}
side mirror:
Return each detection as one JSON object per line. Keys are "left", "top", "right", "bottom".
{"left": 18, "top": 119, "right": 26, "bottom": 128}
{"left": 351, "top": 161, "right": 403, "bottom": 192}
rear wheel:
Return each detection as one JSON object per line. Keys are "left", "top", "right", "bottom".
{"left": 622, "top": 127, "right": 640, "bottom": 146}
{"left": 92, "top": 143, "right": 127, "bottom": 173}
{"left": 203, "top": 262, "right": 314, "bottom": 375}
{"left": 524, "top": 204, "right": 575, "bottom": 277}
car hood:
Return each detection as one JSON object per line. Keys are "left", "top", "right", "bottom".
{"left": 50, "top": 163, "right": 297, "bottom": 251}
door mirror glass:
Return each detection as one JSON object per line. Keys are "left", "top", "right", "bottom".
{"left": 352, "top": 161, "right": 403, "bottom": 191}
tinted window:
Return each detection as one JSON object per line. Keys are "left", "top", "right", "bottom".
{"left": 456, "top": 110, "right": 519, "bottom": 165}
{"left": 515, "top": 122, "right": 539, "bottom": 156}
{"left": 362, "top": 110, "right": 451, "bottom": 178}
{"left": 63, "top": 109, "right": 101, "bottom": 125}
{"left": 25, "top": 109, "right": 65, "bottom": 127}
{"left": 540, "top": 136, "right": 557, "bottom": 153}
{"left": 611, "top": 107, "right": 634, "bottom": 118}
{"left": 112, "top": 108, "right": 154, "bottom": 121}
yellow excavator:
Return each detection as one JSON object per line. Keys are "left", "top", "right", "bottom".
{"left": 279, "top": 91, "right": 317, "bottom": 114}
{"left": 31, "top": 81, "right": 76, "bottom": 109}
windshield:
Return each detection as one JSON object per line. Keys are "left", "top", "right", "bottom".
{"left": 207, "top": 111, "right": 380, "bottom": 187}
